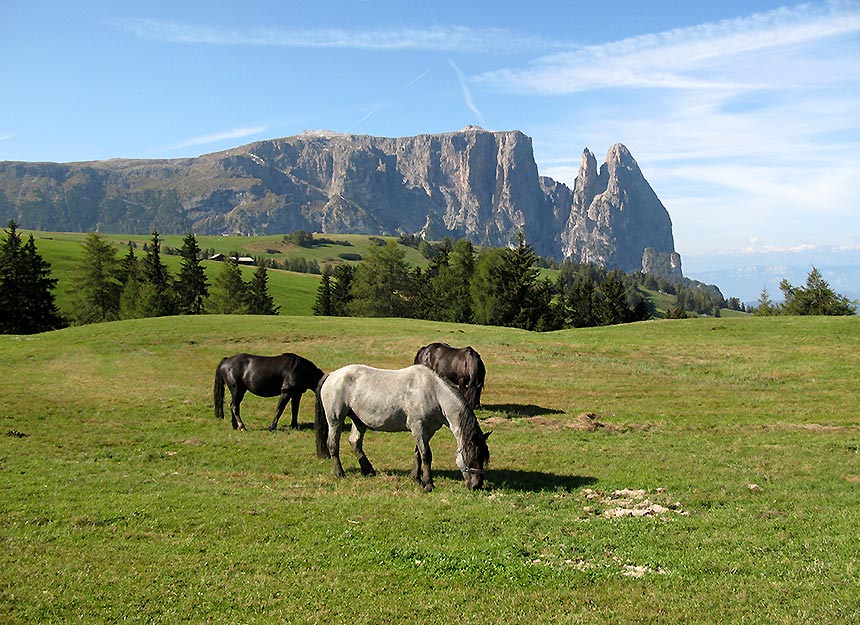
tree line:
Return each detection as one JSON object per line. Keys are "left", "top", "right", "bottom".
{"left": 70, "top": 230, "right": 279, "bottom": 324}
{"left": 2, "top": 221, "right": 854, "bottom": 335}
{"left": 313, "top": 235, "right": 656, "bottom": 331}
{"left": 0, "top": 222, "right": 281, "bottom": 334}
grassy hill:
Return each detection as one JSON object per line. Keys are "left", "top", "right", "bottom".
{"left": 1, "top": 315, "right": 857, "bottom": 623}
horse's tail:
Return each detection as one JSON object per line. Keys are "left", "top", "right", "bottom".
{"left": 464, "top": 349, "right": 485, "bottom": 409}
{"left": 213, "top": 359, "right": 226, "bottom": 420}
{"left": 314, "top": 373, "right": 331, "bottom": 458}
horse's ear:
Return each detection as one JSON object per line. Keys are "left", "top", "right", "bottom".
{"left": 482, "top": 430, "right": 492, "bottom": 441}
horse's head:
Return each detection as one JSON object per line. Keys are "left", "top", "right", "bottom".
{"left": 456, "top": 430, "right": 490, "bottom": 490}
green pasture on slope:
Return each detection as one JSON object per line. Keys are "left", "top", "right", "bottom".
{"left": 23, "top": 230, "right": 328, "bottom": 317}
{"left": 1, "top": 315, "right": 858, "bottom": 624}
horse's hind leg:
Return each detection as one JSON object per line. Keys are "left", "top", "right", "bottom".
{"left": 326, "top": 420, "right": 346, "bottom": 478}
{"left": 410, "top": 445, "right": 421, "bottom": 482}
{"left": 268, "top": 393, "right": 290, "bottom": 431}
{"left": 230, "top": 387, "right": 247, "bottom": 431}
{"left": 288, "top": 391, "right": 302, "bottom": 429}
{"left": 348, "top": 419, "right": 376, "bottom": 476}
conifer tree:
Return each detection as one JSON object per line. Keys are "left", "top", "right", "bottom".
{"left": 175, "top": 233, "right": 209, "bottom": 315}
{"left": 330, "top": 264, "right": 355, "bottom": 316}
{"left": 780, "top": 267, "right": 855, "bottom": 316}
{"left": 210, "top": 257, "right": 248, "bottom": 314}
{"left": 0, "top": 221, "right": 64, "bottom": 334}
{"left": 138, "top": 230, "right": 177, "bottom": 317}
{"left": 313, "top": 267, "right": 333, "bottom": 316}
{"left": 246, "top": 264, "right": 279, "bottom": 315}
{"left": 118, "top": 243, "right": 143, "bottom": 319}
{"left": 71, "top": 232, "right": 121, "bottom": 324}
{"left": 349, "top": 240, "right": 410, "bottom": 317}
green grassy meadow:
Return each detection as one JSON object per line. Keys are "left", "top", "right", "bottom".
{"left": 1, "top": 314, "right": 858, "bottom": 623}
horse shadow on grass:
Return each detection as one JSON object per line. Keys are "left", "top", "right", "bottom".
{"left": 479, "top": 403, "right": 565, "bottom": 419}
{"left": 409, "top": 469, "right": 597, "bottom": 493}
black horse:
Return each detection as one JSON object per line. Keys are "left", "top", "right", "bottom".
{"left": 214, "top": 353, "right": 324, "bottom": 431}
{"left": 414, "top": 342, "right": 486, "bottom": 409}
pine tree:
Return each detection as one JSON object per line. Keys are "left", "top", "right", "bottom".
{"left": 330, "top": 264, "right": 355, "bottom": 316}
{"left": 175, "top": 233, "right": 209, "bottom": 315}
{"left": 71, "top": 232, "right": 122, "bottom": 324}
{"left": 210, "top": 257, "right": 248, "bottom": 314}
{"left": 432, "top": 239, "right": 474, "bottom": 323}
{"left": 471, "top": 234, "right": 543, "bottom": 330}
{"left": 313, "top": 267, "right": 334, "bottom": 316}
{"left": 780, "top": 267, "right": 855, "bottom": 316}
{"left": 349, "top": 240, "right": 410, "bottom": 317}
{"left": 246, "top": 264, "right": 279, "bottom": 315}
{"left": 567, "top": 275, "right": 597, "bottom": 327}
{"left": 138, "top": 230, "right": 177, "bottom": 317}
{"left": 596, "top": 272, "right": 630, "bottom": 326}
{"left": 0, "top": 221, "right": 64, "bottom": 334}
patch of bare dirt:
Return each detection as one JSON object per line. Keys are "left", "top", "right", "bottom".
{"left": 581, "top": 487, "right": 687, "bottom": 519}
{"left": 756, "top": 423, "right": 860, "bottom": 433}
{"left": 483, "top": 412, "right": 661, "bottom": 433}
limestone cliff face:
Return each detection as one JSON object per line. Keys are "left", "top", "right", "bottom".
{"left": 559, "top": 144, "right": 679, "bottom": 275}
{"left": 0, "top": 128, "right": 681, "bottom": 276}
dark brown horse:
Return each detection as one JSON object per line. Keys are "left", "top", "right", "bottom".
{"left": 214, "top": 353, "right": 324, "bottom": 431}
{"left": 414, "top": 343, "right": 486, "bottom": 409}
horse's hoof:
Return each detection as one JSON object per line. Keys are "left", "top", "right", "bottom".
{"left": 423, "top": 483, "right": 434, "bottom": 493}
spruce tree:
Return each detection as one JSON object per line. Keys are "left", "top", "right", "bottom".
{"left": 246, "top": 264, "right": 279, "bottom": 315}
{"left": 349, "top": 240, "right": 410, "bottom": 317}
{"left": 210, "top": 257, "right": 248, "bottom": 314}
{"left": 780, "top": 267, "right": 855, "bottom": 315}
{"left": 330, "top": 264, "right": 355, "bottom": 316}
{"left": 0, "top": 221, "right": 64, "bottom": 334}
{"left": 313, "top": 267, "right": 333, "bottom": 316}
{"left": 138, "top": 230, "right": 177, "bottom": 317}
{"left": 71, "top": 232, "right": 122, "bottom": 324}
{"left": 175, "top": 233, "right": 209, "bottom": 315}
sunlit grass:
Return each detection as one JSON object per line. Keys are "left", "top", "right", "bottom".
{"left": 1, "top": 315, "right": 859, "bottom": 623}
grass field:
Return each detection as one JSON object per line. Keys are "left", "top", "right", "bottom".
{"left": 1, "top": 314, "right": 858, "bottom": 623}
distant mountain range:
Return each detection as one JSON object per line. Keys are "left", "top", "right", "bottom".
{"left": 683, "top": 247, "right": 860, "bottom": 306}
{"left": 1, "top": 127, "right": 682, "bottom": 278}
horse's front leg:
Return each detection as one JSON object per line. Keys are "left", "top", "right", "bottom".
{"left": 410, "top": 445, "right": 422, "bottom": 483}
{"left": 348, "top": 420, "right": 376, "bottom": 476}
{"left": 413, "top": 436, "right": 434, "bottom": 492}
{"left": 268, "top": 393, "right": 290, "bottom": 431}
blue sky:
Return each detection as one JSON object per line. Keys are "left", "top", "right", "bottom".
{"left": 2, "top": 0, "right": 858, "bottom": 260}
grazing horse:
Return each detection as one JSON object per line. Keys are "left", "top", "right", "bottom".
{"left": 214, "top": 353, "right": 324, "bottom": 431}
{"left": 314, "top": 364, "right": 490, "bottom": 492}
{"left": 414, "top": 342, "right": 486, "bottom": 409}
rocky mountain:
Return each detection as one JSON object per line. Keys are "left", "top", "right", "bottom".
{"left": 0, "top": 127, "right": 681, "bottom": 277}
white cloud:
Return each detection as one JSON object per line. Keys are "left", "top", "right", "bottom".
{"left": 165, "top": 126, "right": 268, "bottom": 151}
{"left": 116, "top": 19, "right": 556, "bottom": 53}
{"left": 475, "top": 2, "right": 860, "bottom": 95}
{"left": 448, "top": 60, "right": 485, "bottom": 125}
